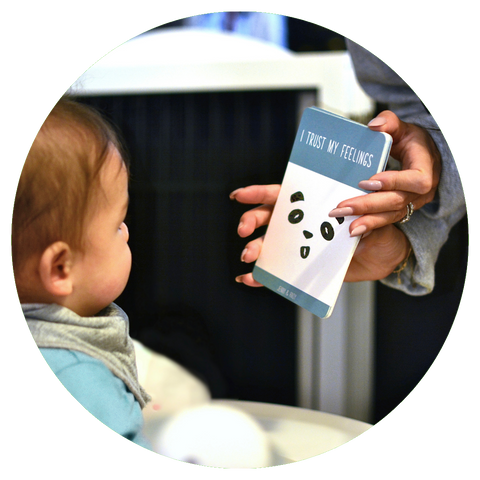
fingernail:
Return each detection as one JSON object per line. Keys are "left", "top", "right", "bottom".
{"left": 235, "top": 275, "right": 243, "bottom": 283}
{"left": 237, "top": 222, "right": 244, "bottom": 233}
{"left": 350, "top": 225, "right": 367, "bottom": 237}
{"left": 240, "top": 248, "right": 248, "bottom": 262}
{"left": 368, "top": 116, "right": 387, "bottom": 127}
{"left": 329, "top": 207, "right": 354, "bottom": 217}
{"left": 229, "top": 188, "right": 243, "bottom": 200}
{"left": 358, "top": 180, "right": 383, "bottom": 191}
{"left": 361, "top": 230, "right": 372, "bottom": 239}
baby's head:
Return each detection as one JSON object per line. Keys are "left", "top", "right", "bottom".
{"left": 12, "top": 97, "right": 132, "bottom": 316}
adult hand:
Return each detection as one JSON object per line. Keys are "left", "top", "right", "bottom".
{"left": 230, "top": 184, "right": 411, "bottom": 286}
{"left": 329, "top": 110, "right": 441, "bottom": 237}
{"left": 343, "top": 225, "right": 411, "bottom": 283}
{"left": 229, "top": 184, "right": 279, "bottom": 287}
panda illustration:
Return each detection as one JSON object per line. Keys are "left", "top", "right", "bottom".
{"left": 288, "top": 191, "right": 344, "bottom": 259}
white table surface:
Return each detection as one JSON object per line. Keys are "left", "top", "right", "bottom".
{"left": 211, "top": 400, "right": 371, "bottom": 463}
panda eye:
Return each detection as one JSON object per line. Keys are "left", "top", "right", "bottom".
{"left": 320, "top": 221, "right": 335, "bottom": 241}
{"left": 288, "top": 209, "right": 304, "bottom": 224}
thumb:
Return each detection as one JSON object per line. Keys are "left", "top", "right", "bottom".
{"left": 365, "top": 110, "right": 440, "bottom": 196}
{"left": 367, "top": 110, "right": 407, "bottom": 152}
{"left": 367, "top": 110, "right": 427, "bottom": 167}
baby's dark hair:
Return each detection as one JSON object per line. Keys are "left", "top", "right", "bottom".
{"left": 12, "top": 96, "right": 128, "bottom": 278}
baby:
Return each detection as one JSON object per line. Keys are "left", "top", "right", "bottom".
{"left": 12, "top": 97, "right": 152, "bottom": 448}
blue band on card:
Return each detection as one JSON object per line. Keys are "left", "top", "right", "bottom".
{"left": 288, "top": 108, "right": 390, "bottom": 191}
{"left": 253, "top": 266, "right": 331, "bottom": 318}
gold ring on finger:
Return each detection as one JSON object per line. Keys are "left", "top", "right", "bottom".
{"left": 398, "top": 202, "right": 414, "bottom": 224}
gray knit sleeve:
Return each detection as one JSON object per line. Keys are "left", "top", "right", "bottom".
{"left": 346, "top": 39, "right": 467, "bottom": 295}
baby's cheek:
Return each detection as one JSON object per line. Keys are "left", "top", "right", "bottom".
{"left": 109, "top": 246, "right": 132, "bottom": 297}
{"left": 120, "top": 222, "right": 129, "bottom": 242}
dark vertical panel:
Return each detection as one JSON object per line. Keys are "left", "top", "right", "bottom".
{"left": 77, "top": 90, "right": 307, "bottom": 405}
{"left": 374, "top": 214, "right": 468, "bottom": 423}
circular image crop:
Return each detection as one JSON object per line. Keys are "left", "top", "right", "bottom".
{"left": 9, "top": 9, "right": 471, "bottom": 470}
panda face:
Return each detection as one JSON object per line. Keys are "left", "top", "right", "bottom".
{"left": 288, "top": 191, "right": 344, "bottom": 259}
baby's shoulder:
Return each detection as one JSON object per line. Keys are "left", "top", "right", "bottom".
{"left": 40, "top": 348, "right": 103, "bottom": 370}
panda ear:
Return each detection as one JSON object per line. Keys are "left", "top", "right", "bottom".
{"left": 290, "top": 191, "right": 304, "bottom": 203}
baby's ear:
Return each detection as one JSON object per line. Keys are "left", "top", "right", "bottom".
{"left": 38, "top": 242, "right": 74, "bottom": 297}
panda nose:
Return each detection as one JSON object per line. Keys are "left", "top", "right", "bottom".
{"left": 303, "top": 230, "right": 313, "bottom": 239}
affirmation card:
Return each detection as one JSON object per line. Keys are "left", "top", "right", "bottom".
{"left": 252, "top": 107, "right": 392, "bottom": 319}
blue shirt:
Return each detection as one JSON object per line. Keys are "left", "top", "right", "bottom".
{"left": 41, "top": 348, "right": 152, "bottom": 450}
